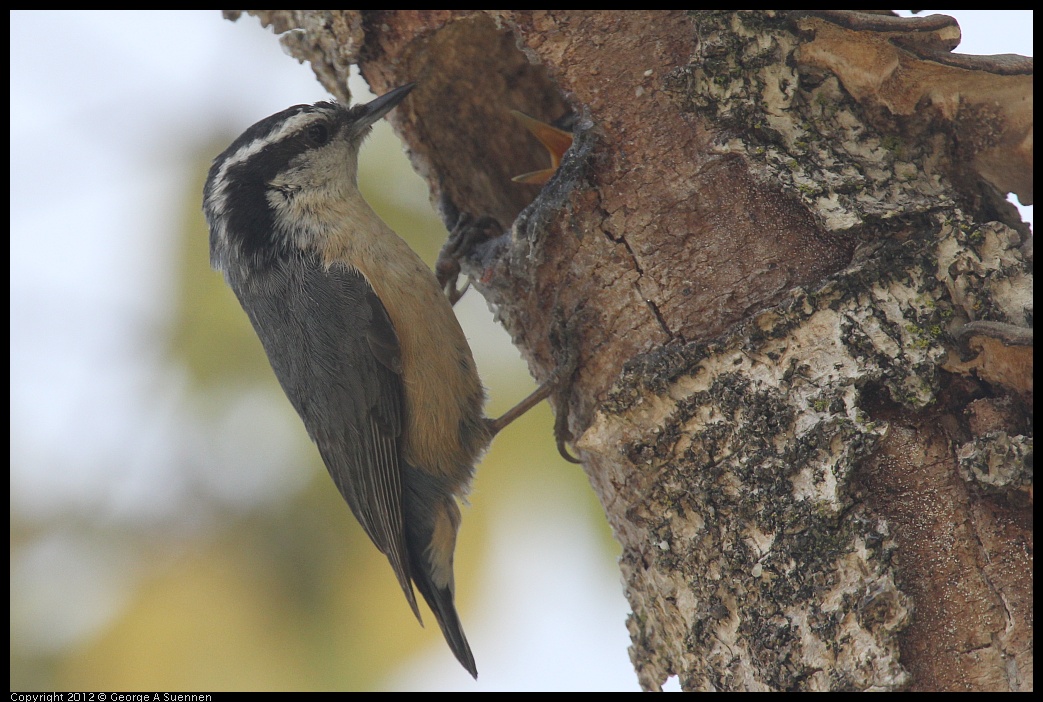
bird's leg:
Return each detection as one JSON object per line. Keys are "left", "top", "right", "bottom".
{"left": 436, "top": 209, "right": 504, "bottom": 307}
{"left": 438, "top": 198, "right": 581, "bottom": 462}
{"left": 486, "top": 380, "right": 554, "bottom": 437}
{"left": 486, "top": 340, "right": 581, "bottom": 463}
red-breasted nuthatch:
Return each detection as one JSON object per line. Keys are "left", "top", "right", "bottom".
{"left": 202, "top": 84, "right": 500, "bottom": 677}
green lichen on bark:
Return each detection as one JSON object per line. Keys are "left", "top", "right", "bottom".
{"left": 604, "top": 201, "right": 1029, "bottom": 689}
{"left": 587, "top": 11, "right": 1031, "bottom": 686}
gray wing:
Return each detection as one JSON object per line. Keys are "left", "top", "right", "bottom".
{"left": 230, "top": 253, "right": 419, "bottom": 619}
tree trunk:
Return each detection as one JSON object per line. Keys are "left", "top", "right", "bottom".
{"left": 233, "top": 10, "right": 1032, "bottom": 691}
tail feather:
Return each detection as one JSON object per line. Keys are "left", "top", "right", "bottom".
{"left": 412, "top": 565, "right": 477, "bottom": 679}
{"left": 399, "top": 465, "right": 477, "bottom": 678}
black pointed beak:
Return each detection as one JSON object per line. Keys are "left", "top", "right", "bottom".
{"left": 356, "top": 83, "right": 416, "bottom": 128}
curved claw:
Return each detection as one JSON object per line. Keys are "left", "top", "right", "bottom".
{"left": 435, "top": 253, "right": 468, "bottom": 306}
{"left": 550, "top": 388, "right": 580, "bottom": 463}
{"left": 557, "top": 442, "right": 581, "bottom": 464}
{"left": 435, "top": 212, "right": 504, "bottom": 306}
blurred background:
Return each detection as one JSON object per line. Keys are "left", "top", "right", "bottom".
{"left": 9, "top": 10, "right": 1032, "bottom": 692}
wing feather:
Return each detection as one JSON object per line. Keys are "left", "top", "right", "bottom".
{"left": 230, "top": 253, "right": 419, "bottom": 619}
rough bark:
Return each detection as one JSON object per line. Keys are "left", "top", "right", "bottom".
{"left": 230, "top": 10, "right": 1032, "bottom": 691}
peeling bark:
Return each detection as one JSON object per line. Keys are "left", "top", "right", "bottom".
{"left": 228, "top": 10, "right": 1032, "bottom": 691}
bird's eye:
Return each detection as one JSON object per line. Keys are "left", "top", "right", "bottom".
{"left": 306, "top": 122, "right": 330, "bottom": 146}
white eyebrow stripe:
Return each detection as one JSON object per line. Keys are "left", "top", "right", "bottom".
{"left": 221, "top": 109, "right": 326, "bottom": 172}
{"left": 207, "top": 108, "right": 332, "bottom": 223}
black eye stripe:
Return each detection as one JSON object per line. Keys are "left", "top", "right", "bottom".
{"left": 215, "top": 105, "right": 314, "bottom": 165}
{"left": 205, "top": 101, "right": 346, "bottom": 269}
{"left": 212, "top": 121, "right": 334, "bottom": 266}
{"left": 306, "top": 122, "right": 330, "bottom": 146}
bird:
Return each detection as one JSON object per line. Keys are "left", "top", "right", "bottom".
{"left": 509, "top": 109, "right": 575, "bottom": 185}
{"left": 202, "top": 82, "right": 529, "bottom": 678}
